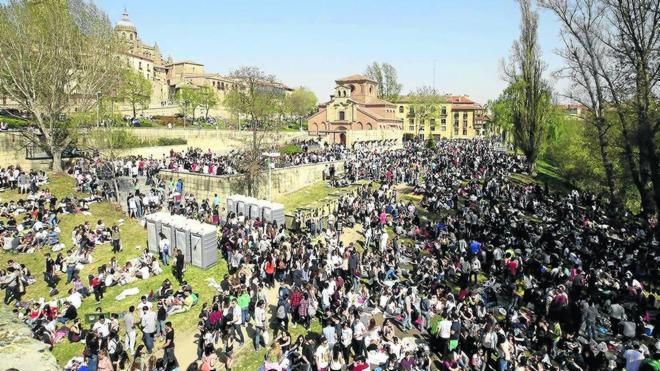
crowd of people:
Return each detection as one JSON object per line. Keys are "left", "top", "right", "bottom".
{"left": 2, "top": 138, "right": 659, "bottom": 371}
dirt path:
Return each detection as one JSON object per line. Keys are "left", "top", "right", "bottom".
{"left": 170, "top": 223, "right": 366, "bottom": 369}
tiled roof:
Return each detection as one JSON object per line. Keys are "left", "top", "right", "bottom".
{"left": 335, "top": 74, "right": 377, "bottom": 84}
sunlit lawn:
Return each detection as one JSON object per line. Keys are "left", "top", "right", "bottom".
{"left": 0, "top": 174, "right": 228, "bottom": 366}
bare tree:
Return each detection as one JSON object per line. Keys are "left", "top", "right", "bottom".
{"left": 224, "top": 66, "right": 285, "bottom": 196}
{"left": 603, "top": 0, "right": 660, "bottom": 234}
{"left": 502, "top": 0, "right": 554, "bottom": 172}
{"left": 539, "top": 0, "right": 621, "bottom": 208}
{"left": 0, "top": 0, "right": 123, "bottom": 171}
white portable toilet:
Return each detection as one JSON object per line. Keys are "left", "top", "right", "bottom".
{"left": 226, "top": 195, "right": 237, "bottom": 215}
{"left": 235, "top": 195, "right": 248, "bottom": 217}
{"left": 248, "top": 199, "right": 262, "bottom": 220}
{"left": 262, "top": 201, "right": 285, "bottom": 226}
{"left": 190, "top": 222, "right": 217, "bottom": 269}
{"left": 173, "top": 216, "right": 193, "bottom": 263}
{"left": 160, "top": 213, "right": 177, "bottom": 254}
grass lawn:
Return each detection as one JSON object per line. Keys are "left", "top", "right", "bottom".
{"left": 0, "top": 174, "right": 228, "bottom": 366}
{"left": 510, "top": 159, "right": 572, "bottom": 194}
{"left": 275, "top": 179, "right": 375, "bottom": 211}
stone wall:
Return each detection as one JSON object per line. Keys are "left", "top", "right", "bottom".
{"left": 159, "top": 161, "right": 345, "bottom": 205}
{"left": 0, "top": 306, "right": 59, "bottom": 371}
{"left": 124, "top": 128, "right": 308, "bottom": 154}
{"left": 0, "top": 129, "right": 309, "bottom": 170}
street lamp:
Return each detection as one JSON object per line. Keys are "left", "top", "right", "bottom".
{"left": 262, "top": 152, "right": 280, "bottom": 201}
{"left": 96, "top": 91, "right": 102, "bottom": 127}
{"left": 183, "top": 100, "right": 190, "bottom": 127}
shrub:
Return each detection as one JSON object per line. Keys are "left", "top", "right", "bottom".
{"left": 279, "top": 144, "right": 303, "bottom": 155}
{"left": 0, "top": 115, "right": 29, "bottom": 128}
{"left": 155, "top": 137, "right": 186, "bottom": 146}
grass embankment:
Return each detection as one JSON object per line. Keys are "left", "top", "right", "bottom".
{"left": 0, "top": 174, "right": 228, "bottom": 365}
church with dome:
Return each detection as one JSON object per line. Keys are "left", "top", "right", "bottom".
{"left": 113, "top": 10, "right": 291, "bottom": 117}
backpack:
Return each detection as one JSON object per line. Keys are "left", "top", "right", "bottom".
{"left": 109, "top": 337, "right": 123, "bottom": 356}
{"left": 276, "top": 304, "right": 286, "bottom": 319}
{"left": 420, "top": 299, "right": 430, "bottom": 312}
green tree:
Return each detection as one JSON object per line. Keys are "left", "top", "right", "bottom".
{"left": 176, "top": 85, "right": 202, "bottom": 125}
{"left": 284, "top": 87, "right": 317, "bottom": 130}
{"left": 198, "top": 85, "right": 218, "bottom": 120}
{"left": 502, "top": 0, "right": 554, "bottom": 172}
{"left": 117, "top": 68, "right": 152, "bottom": 119}
{"left": 408, "top": 86, "right": 441, "bottom": 138}
{"left": 540, "top": 0, "right": 621, "bottom": 211}
{"left": 486, "top": 96, "right": 514, "bottom": 142}
{"left": 223, "top": 66, "right": 285, "bottom": 196}
{"left": 365, "top": 62, "right": 402, "bottom": 101}
{"left": 0, "top": 0, "right": 123, "bottom": 171}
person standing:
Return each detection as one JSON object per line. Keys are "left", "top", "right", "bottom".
{"left": 160, "top": 321, "right": 176, "bottom": 368}
{"left": 158, "top": 233, "right": 170, "bottom": 266}
{"left": 124, "top": 306, "right": 137, "bottom": 356}
{"left": 174, "top": 249, "right": 185, "bottom": 284}
{"left": 253, "top": 300, "right": 266, "bottom": 351}
{"left": 110, "top": 225, "right": 121, "bottom": 254}
{"left": 65, "top": 250, "right": 78, "bottom": 284}
{"left": 230, "top": 299, "right": 245, "bottom": 346}
{"left": 140, "top": 305, "right": 157, "bottom": 354}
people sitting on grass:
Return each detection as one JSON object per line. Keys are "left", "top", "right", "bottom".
{"left": 3, "top": 140, "right": 660, "bottom": 371}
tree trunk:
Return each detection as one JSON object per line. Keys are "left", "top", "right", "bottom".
{"left": 595, "top": 120, "right": 620, "bottom": 210}
{"left": 51, "top": 148, "right": 63, "bottom": 172}
{"left": 132, "top": 102, "right": 136, "bottom": 118}
{"left": 638, "top": 117, "right": 660, "bottom": 241}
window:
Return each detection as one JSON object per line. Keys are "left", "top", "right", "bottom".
{"left": 441, "top": 118, "right": 447, "bottom": 131}
{"left": 454, "top": 126, "right": 459, "bottom": 136}
{"left": 399, "top": 106, "right": 404, "bottom": 113}
{"left": 138, "top": 61, "right": 142, "bottom": 70}
{"left": 430, "top": 119, "right": 436, "bottom": 131}
{"left": 339, "top": 111, "right": 345, "bottom": 121}
{"left": 463, "top": 127, "right": 468, "bottom": 136}
{"left": 369, "top": 86, "right": 373, "bottom": 93}
{"left": 441, "top": 106, "right": 447, "bottom": 116}
{"left": 463, "top": 112, "right": 468, "bottom": 119}
{"left": 408, "top": 118, "right": 414, "bottom": 131}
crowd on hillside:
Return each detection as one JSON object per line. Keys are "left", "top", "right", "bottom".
{"left": 1, "top": 139, "right": 659, "bottom": 371}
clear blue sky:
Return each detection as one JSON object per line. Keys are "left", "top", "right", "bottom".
{"left": 97, "top": 0, "right": 566, "bottom": 104}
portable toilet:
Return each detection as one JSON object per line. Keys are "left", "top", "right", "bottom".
{"left": 160, "top": 214, "right": 177, "bottom": 254}
{"left": 248, "top": 199, "right": 262, "bottom": 220}
{"left": 174, "top": 217, "right": 193, "bottom": 263}
{"left": 262, "top": 201, "right": 285, "bottom": 226}
{"left": 235, "top": 195, "right": 248, "bottom": 217}
{"left": 190, "top": 222, "right": 218, "bottom": 269}
{"left": 226, "top": 195, "right": 237, "bottom": 215}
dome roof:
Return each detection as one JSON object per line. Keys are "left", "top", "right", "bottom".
{"left": 115, "top": 10, "right": 136, "bottom": 32}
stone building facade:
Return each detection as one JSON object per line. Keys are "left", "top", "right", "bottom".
{"left": 114, "top": 10, "right": 291, "bottom": 118}
{"left": 393, "top": 95, "right": 485, "bottom": 139}
{"left": 307, "top": 74, "right": 403, "bottom": 145}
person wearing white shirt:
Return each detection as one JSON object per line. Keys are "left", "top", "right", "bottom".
{"left": 438, "top": 318, "right": 453, "bottom": 353}
{"left": 253, "top": 300, "right": 266, "bottom": 351}
{"left": 352, "top": 317, "right": 366, "bottom": 357}
{"left": 67, "top": 290, "right": 82, "bottom": 309}
{"left": 92, "top": 315, "right": 110, "bottom": 339}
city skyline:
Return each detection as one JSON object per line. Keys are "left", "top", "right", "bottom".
{"left": 98, "top": 0, "right": 567, "bottom": 105}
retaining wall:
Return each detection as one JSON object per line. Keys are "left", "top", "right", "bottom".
{"left": 158, "top": 161, "right": 345, "bottom": 205}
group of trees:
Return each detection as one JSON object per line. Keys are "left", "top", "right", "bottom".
{"left": 491, "top": 0, "right": 659, "bottom": 235}
{"left": 221, "top": 67, "right": 317, "bottom": 196}
{"left": 175, "top": 85, "right": 218, "bottom": 124}
{"left": 0, "top": 0, "right": 123, "bottom": 171}
{"left": 365, "top": 62, "right": 402, "bottom": 101}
